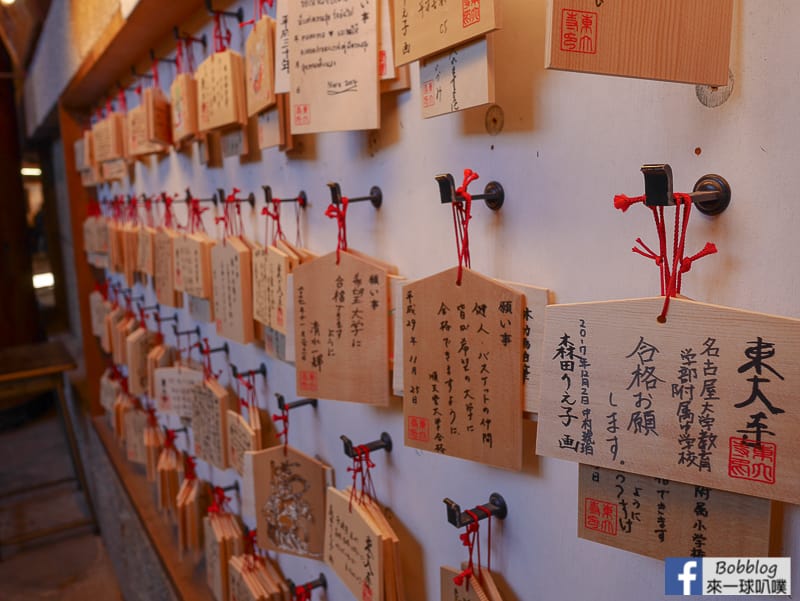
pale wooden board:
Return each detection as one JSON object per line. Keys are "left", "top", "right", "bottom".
{"left": 153, "top": 365, "right": 204, "bottom": 420}
{"left": 273, "top": 0, "right": 290, "bottom": 94}
{"left": 393, "top": 0, "right": 498, "bottom": 66}
{"left": 403, "top": 267, "right": 524, "bottom": 470}
{"left": 212, "top": 237, "right": 255, "bottom": 345}
{"left": 257, "top": 107, "right": 282, "bottom": 149}
{"left": 136, "top": 226, "right": 155, "bottom": 276}
{"left": 501, "top": 280, "right": 551, "bottom": 414}
{"left": 145, "top": 87, "right": 172, "bottom": 146}
{"left": 420, "top": 36, "right": 494, "bottom": 118}
{"left": 153, "top": 228, "right": 183, "bottom": 308}
{"left": 379, "top": 0, "right": 397, "bottom": 80}
{"left": 127, "top": 104, "right": 166, "bottom": 156}
{"left": 545, "top": 0, "right": 733, "bottom": 86}
{"left": 170, "top": 73, "right": 198, "bottom": 144}
{"left": 226, "top": 409, "right": 256, "bottom": 476}
{"left": 124, "top": 408, "right": 148, "bottom": 465}
{"left": 578, "top": 464, "right": 771, "bottom": 559}
{"left": 192, "top": 379, "right": 231, "bottom": 470}
{"left": 536, "top": 296, "right": 800, "bottom": 504}
{"left": 197, "top": 50, "right": 247, "bottom": 132}
{"left": 293, "top": 250, "right": 392, "bottom": 405}
{"left": 253, "top": 245, "right": 293, "bottom": 334}
{"left": 440, "top": 566, "right": 489, "bottom": 601}
{"left": 288, "top": 0, "right": 380, "bottom": 133}
{"left": 324, "top": 487, "right": 385, "bottom": 601}
{"left": 245, "top": 16, "right": 277, "bottom": 117}
{"left": 101, "top": 159, "right": 128, "bottom": 181}
{"left": 391, "top": 276, "right": 404, "bottom": 396}
{"left": 245, "top": 445, "right": 328, "bottom": 560}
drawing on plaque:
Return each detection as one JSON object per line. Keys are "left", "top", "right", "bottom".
{"left": 262, "top": 456, "right": 315, "bottom": 557}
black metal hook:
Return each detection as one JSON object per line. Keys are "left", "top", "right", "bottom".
{"left": 154, "top": 313, "right": 179, "bottom": 325}
{"left": 341, "top": 432, "right": 392, "bottom": 458}
{"left": 138, "top": 303, "right": 160, "bottom": 315}
{"left": 219, "top": 188, "right": 256, "bottom": 208}
{"left": 262, "top": 185, "right": 308, "bottom": 208}
{"left": 172, "top": 324, "right": 201, "bottom": 339}
{"left": 287, "top": 574, "right": 327, "bottom": 600}
{"left": 275, "top": 393, "right": 318, "bottom": 412}
{"left": 149, "top": 49, "right": 177, "bottom": 65}
{"left": 173, "top": 27, "right": 208, "bottom": 50}
{"left": 195, "top": 340, "right": 229, "bottom": 356}
{"left": 184, "top": 187, "right": 219, "bottom": 206}
{"left": 328, "top": 182, "right": 382, "bottom": 208}
{"left": 435, "top": 173, "right": 505, "bottom": 211}
{"left": 217, "top": 481, "right": 240, "bottom": 495}
{"left": 639, "top": 164, "right": 731, "bottom": 216}
{"left": 130, "top": 66, "right": 154, "bottom": 80}
{"left": 231, "top": 363, "right": 268, "bottom": 380}
{"left": 163, "top": 425, "right": 189, "bottom": 440}
{"left": 204, "top": 0, "right": 245, "bottom": 23}
{"left": 443, "top": 493, "right": 508, "bottom": 528}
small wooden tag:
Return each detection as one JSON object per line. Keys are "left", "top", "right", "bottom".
{"left": 192, "top": 379, "right": 233, "bottom": 470}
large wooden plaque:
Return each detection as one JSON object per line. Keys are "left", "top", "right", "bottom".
{"left": 212, "top": 237, "right": 254, "bottom": 345}
{"left": 293, "top": 251, "right": 392, "bottom": 405}
{"left": 393, "top": 0, "right": 498, "bottom": 66}
{"left": 578, "top": 464, "right": 771, "bottom": 559}
{"left": 545, "top": 0, "right": 733, "bottom": 86}
{"left": 403, "top": 267, "right": 524, "bottom": 470}
{"left": 288, "top": 0, "right": 379, "bottom": 133}
{"left": 537, "top": 297, "right": 800, "bottom": 504}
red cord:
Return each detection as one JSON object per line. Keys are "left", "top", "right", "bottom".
{"left": 262, "top": 197, "right": 285, "bottom": 245}
{"left": 453, "top": 169, "right": 479, "bottom": 285}
{"left": 325, "top": 198, "right": 349, "bottom": 264}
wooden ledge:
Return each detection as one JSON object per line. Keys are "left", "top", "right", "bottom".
{"left": 92, "top": 416, "right": 214, "bottom": 601}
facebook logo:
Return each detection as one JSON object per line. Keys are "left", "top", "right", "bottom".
{"left": 666, "top": 558, "right": 703, "bottom": 595}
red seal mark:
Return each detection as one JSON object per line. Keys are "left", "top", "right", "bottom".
{"left": 422, "top": 80, "right": 435, "bottom": 108}
{"left": 362, "top": 583, "right": 373, "bottom": 601}
{"left": 379, "top": 50, "right": 387, "bottom": 77}
{"left": 560, "top": 9, "right": 598, "bottom": 54}
{"left": 407, "top": 416, "right": 430, "bottom": 442}
{"left": 728, "top": 437, "right": 777, "bottom": 484}
{"left": 584, "top": 497, "right": 618, "bottom": 535}
{"left": 462, "top": 0, "right": 481, "bottom": 27}
{"left": 298, "top": 370, "right": 318, "bottom": 393}
{"left": 294, "top": 103, "right": 310, "bottom": 126}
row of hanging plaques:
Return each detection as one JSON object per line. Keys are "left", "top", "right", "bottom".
{"left": 85, "top": 163, "right": 797, "bottom": 566}
{"left": 72, "top": 0, "right": 736, "bottom": 186}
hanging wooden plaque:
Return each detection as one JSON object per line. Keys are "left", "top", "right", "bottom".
{"left": 226, "top": 410, "right": 257, "bottom": 476}
{"left": 197, "top": 49, "right": 247, "bottom": 133}
{"left": 171, "top": 73, "right": 199, "bottom": 144}
{"left": 253, "top": 244, "right": 296, "bottom": 335}
{"left": 420, "top": 36, "right": 494, "bottom": 118}
{"left": 393, "top": 0, "right": 498, "bottom": 66}
{"left": 536, "top": 296, "right": 800, "bottom": 504}
{"left": 192, "top": 379, "right": 233, "bottom": 470}
{"left": 212, "top": 237, "right": 255, "bottom": 345}
{"left": 127, "top": 104, "right": 166, "bottom": 156}
{"left": 174, "top": 233, "right": 215, "bottom": 298}
{"left": 273, "top": 0, "right": 290, "bottom": 94}
{"left": 324, "top": 487, "right": 384, "bottom": 601}
{"left": 293, "top": 250, "right": 393, "bottom": 405}
{"left": 544, "top": 0, "right": 733, "bottom": 86}
{"left": 245, "top": 16, "right": 277, "bottom": 117}
{"left": 440, "top": 566, "right": 489, "bottom": 601}
{"left": 288, "top": 0, "right": 379, "bottom": 133}
{"left": 137, "top": 226, "right": 156, "bottom": 276}
{"left": 403, "top": 267, "right": 524, "bottom": 470}
{"left": 143, "top": 87, "right": 172, "bottom": 146}
{"left": 244, "top": 445, "right": 329, "bottom": 560}
{"left": 154, "top": 365, "right": 204, "bottom": 421}
{"left": 153, "top": 228, "right": 183, "bottom": 308}
{"left": 578, "top": 464, "right": 771, "bottom": 559}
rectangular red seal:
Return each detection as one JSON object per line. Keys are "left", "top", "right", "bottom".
{"left": 584, "top": 497, "right": 618, "bottom": 535}
{"left": 560, "top": 9, "right": 598, "bottom": 54}
{"left": 407, "top": 415, "right": 430, "bottom": 442}
{"left": 728, "top": 437, "right": 777, "bottom": 484}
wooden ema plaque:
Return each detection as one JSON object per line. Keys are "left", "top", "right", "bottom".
{"left": 192, "top": 378, "right": 233, "bottom": 470}
{"left": 153, "top": 228, "right": 183, "bottom": 308}
{"left": 420, "top": 36, "right": 494, "bottom": 118}
{"left": 536, "top": 296, "right": 800, "bottom": 505}
{"left": 154, "top": 365, "right": 204, "bottom": 421}
{"left": 545, "top": 0, "right": 733, "bottom": 86}
{"left": 288, "top": 0, "right": 379, "bottom": 133}
{"left": 245, "top": 16, "right": 277, "bottom": 117}
{"left": 212, "top": 237, "right": 255, "bottom": 345}
{"left": 403, "top": 267, "right": 524, "bottom": 470}
{"left": 293, "top": 250, "right": 393, "bottom": 405}
{"left": 196, "top": 49, "right": 247, "bottom": 132}
{"left": 253, "top": 244, "right": 296, "bottom": 335}
{"left": 174, "top": 233, "right": 215, "bottom": 298}
{"left": 324, "top": 487, "right": 384, "bottom": 601}
{"left": 578, "top": 464, "right": 771, "bottom": 559}
{"left": 393, "top": 0, "right": 498, "bottom": 66}
{"left": 171, "top": 73, "right": 199, "bottom": 144}
{"left": 244, "top": 445, "right": 329, "bottom": 560}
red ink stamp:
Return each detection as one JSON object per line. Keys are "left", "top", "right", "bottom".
{"left": 362, "top": 583, "right": 373, "bottom": 601}
{"left": 298, "top": 370, "right": 318, "bottom": 392}
{"left": 728, "top": 437, "right": 777, "bottom": 484}
{"left": 379, "top": 50, "right": 387, "bottom": 77}
{"left": 407, "top": 416, "right": 430, "bottom": 442}
{"left": 584, "top": 497, "right": 618, "bottom": 535}
{"left": 422, "top": 80, "right": 435, "bottom": 108}
{"left": 294, "top": 104, "right": 310, "bottom": 127}
{"left": 462, "top": 0, "right": 481, "bottom": 27}
{"left": 560, "top": 9, "right": 598, "bottom": 54}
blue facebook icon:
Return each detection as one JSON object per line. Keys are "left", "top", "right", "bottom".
{"left": 665, "top": 558, "right": 703, "bottom": 595}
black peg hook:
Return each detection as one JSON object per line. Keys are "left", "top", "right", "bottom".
{"left": 328, "top": 182, "right": 382, "bottom": 208}
{"left": 154, "top": 313, "right": 179, "bottom": 325}
{"left": 275, "top": 393, "right": 318, "bottom": 412}
{"left": 184, "top": 187, "right": 218, "bottom": 206}
{"left": 639, "top": 164, "right": 731, "bottom": 216}
{"left": 173, "top": 26, "right": 208, "bottom": 50}
{"left": 435, "top": 173, "right": 505, "bottom": 211}
{"left": 341, "top": 432, "right": 392, "bottom": 458}
{"left": 149, "top": 49, "right": 177, "bottom": 65}
{"left": 219, "top": 188, "right": 256, "bottom": 208}
{"left": 231, "top": 363, "right": 268, "bottom": 380}
{"left": 130, "top": 66, "right": 154, "bottom": 80}
{"left": 172, "top": 324, "right": 201, "bottom": 339}
{"left": 288, "top": 573, "right": 327, "bottom": 600}
{"left": 262, "top": 185, "right": 308, "bottom": 208}
{"left": 443, "top": 493, "right": 508, "bottom": 528}
{"left": 196, "top": 340, "right": 229, "bottom": 356}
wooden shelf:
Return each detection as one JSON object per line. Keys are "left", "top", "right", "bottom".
{"left": 92, "top": 416, "right": 214, "bottom": 601}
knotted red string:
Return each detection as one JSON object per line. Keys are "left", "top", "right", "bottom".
{"left": 185, "top": 455, "right": 197, "bottom": 481}
{"left": 175, "top": 39, "right": 185, "bottom": 75}
{"left": 347, "top": 446, "right": 376, "bottom": 510}
{"left": 208, "top": 486, "right": 231, "bottom": 515}
{"left": 272, "top": 404, "right": 289, "bottom": 455}
{"left": 236, "top": 372, "right": 257, "bottom": 418}
{"left": 615, "top": 192, "right": 717, "bottom": 322}
{"left": 126, "top": 196, "right": 139, "bottom": 227}
{"left": 453, "top": 512, "right": 481, "bottom": 590}
{"left": 262, "top": 197, "right": 285, "bottom": 245}
{"left": 163, "top": 194, "right": 177, "bottom": 230}
{"left": 216, "top": 189, "right": 244, "bottom": 240}
{"left": 324, "top": 198, "right": 348, "bottom": 264}
{"left": 295, "top": 585, "right": 311, "bottom": 601}
{"left": 213, "top": 14, "right": 232, "bottom": 53}
{"left": 188, "top": 198, "right": 209, "bottom": 234}
{"left": 164, "top": 429, "right": 177, "bottom": 449}
{"left": 453, "top": 169, "right": 479, "bottom": 285}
